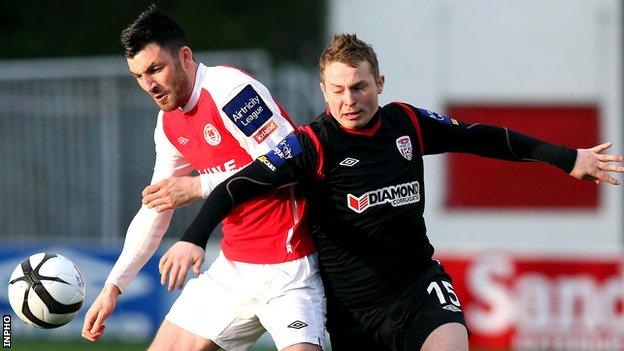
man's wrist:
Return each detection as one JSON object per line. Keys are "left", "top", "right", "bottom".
{"left": 103, "top": 283, "right": 121, "bottom": 297}
{"left": 192, "top": 176, "right": 203, "bottom": 199}
{"left": 179, "top": 235, "right": 208, "bottom": 250}
{"left": 198, "top": 174, "right": 211, "bottom": 199}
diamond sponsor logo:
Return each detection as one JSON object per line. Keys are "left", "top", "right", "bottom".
{"left": 339, "top": 157, "right": 359, "bottom": 167}
{"left": 347, "top": 181, "right": 420, "bottom": 213}
{"left": 348, "top": 192, "right": 369, "bottom": 213}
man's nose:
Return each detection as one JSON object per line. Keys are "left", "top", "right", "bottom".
{"left": 142, "top": 75, "right": 158, "bottom": 93}
{"left": 344, "top": 90, "right": 356, "bottom": 106}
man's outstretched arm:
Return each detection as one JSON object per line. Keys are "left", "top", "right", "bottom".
{"left": 410, "top": 105, "right": 624, "bottom": 182}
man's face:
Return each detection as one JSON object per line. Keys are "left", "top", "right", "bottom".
{"left": 127, "top": 43, "right": 191, "bottom": 112}
{"left": 320, "top": 60, "right": 384, "bottom": 130}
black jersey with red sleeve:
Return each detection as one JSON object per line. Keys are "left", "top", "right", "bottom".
{"left": 181, "top": 102, "right": 577, "bottom": 309}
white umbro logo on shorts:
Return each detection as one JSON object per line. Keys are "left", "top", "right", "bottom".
{"left": 339, "top": 157, "right": 359, "bottom": 167}
{"left": 287, "top": 320, "right": 308, "bottom": 329}
{"left": 443, "top": 304, "right": 462, "bottom": 312}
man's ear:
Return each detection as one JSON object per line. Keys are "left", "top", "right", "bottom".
{"left": 377, "top": 75, "right": 385, "bottom": 94}
{"left": 179, "top": 46, "right": 194, "bottom": 67}
{"left": 319, "top": 81, "right": 329, "bottom": 103}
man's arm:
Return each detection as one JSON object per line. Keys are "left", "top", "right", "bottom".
{"left": 438, "top": 123, "right": 623, "bottom": 184}
{"left": 404, "top": 105, "right": 623, "bottom": 183}
{"left": 158, "top": 160, "right": 287, "bottom": 289}
{"left": 82, "top": 114, "right": 194, "bottom": 342}
{"left": 81, "top": 284, "right": 119, "bottom": 341}
{"left": 83, "top": 183, "right": 184, "bottom": 341}
{"left": 159, "top": 132, "right": 315, "bottom": 289}
{"left": 141, "top": 171, "right": 237, "bottom": 213}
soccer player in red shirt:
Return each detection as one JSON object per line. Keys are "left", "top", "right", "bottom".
{"left": 81, "top": 6, "right": 325, "bottom": 351}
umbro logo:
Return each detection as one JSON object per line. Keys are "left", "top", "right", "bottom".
{"left": 442, "top": 304, "right": 462, "bottom": 313}
{"left": 178, "top": 136, "right": 190, "bottom": 145}
{"left": 287, "top": 320, "right": 308, "bottom": 329}
{"left": 339, "top": 157, "right": 359, "bottom": 167}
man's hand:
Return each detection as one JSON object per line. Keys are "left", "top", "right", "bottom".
{"left": 81, "top": 284, "right": 121, "bottom": 342}
{"left": 142, "top": 176, "right": 202, "bottom": 212}
{"left": 569, "top": 141, "right": 624, "bottom": 185}
{"left": 159, "top": 241, "right": 206, "bottom": 292}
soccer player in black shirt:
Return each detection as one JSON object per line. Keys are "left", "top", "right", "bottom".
{"left": 160, "top": 34, "right": 624, "bottom": 350}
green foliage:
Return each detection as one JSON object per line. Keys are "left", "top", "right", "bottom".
{"left": 0, "top": 0, "right": 325, "bottom": 65}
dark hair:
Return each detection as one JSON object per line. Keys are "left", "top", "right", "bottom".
{"left": 319, "top": 34, "right": 380, "bottom": 82}
{"left": 121, "top": 4, "right": 190, "bottom": 58}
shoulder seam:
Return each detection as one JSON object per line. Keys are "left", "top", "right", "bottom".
{"left": 391, "top": 102, "right": 425, "bottom": 155}
{"left": 299, "top": 125, "right": 325, "bottom": 180}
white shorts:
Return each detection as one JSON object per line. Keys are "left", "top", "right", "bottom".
{"left": 165, "top": 251, "right": 327, "bottom": 351}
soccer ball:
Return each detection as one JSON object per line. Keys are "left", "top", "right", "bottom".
{"left": 7, "top": 253, "right": 85, "bottom": 328}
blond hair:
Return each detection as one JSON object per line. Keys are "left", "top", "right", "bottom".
{"left": 319, "top": 33, "right": 380, "bottom": 82}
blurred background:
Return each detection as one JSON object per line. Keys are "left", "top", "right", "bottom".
{"left": 0, "top": 0, "right": 622, "bottom": 350}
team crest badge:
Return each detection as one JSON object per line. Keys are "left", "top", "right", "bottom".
{"left": 203, "top": 123, "right": 221, "bottom": 146}
{"left": 396, "top": 136, "right": 412, "bottom": 160}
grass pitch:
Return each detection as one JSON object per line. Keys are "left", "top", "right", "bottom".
{"left": 9, "top": 340, "right": 278, "bottom": 351}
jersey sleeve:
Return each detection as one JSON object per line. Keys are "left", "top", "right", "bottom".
{"left": 104, "top": 113, "right": 191, "bottom": 293}
{"left": 398, "top": 103, "right": 577, "bottom": 173}
{"left": 212, "top": 69, "right": 297, "bottom": 159}
{"left": 180, "top": 131, "right": 318, "bottom": 248}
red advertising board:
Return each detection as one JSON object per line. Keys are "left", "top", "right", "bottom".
{"left": 445, "top": 105, "right": 599, "bottom": 209}
{"left": 437, "top": 252, "right": 624, "bottom": 350}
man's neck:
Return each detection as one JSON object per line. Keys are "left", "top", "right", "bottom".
{"left": 180, "top": 61, "right": 199, "bottom": 107}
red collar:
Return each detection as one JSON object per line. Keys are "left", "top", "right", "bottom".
{"left": 325, "top": 109, "right": 381, "bottom": 137}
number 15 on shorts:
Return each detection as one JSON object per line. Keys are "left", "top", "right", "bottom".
{"left": 427, "top": 280, "right": 462, "bottom": 312}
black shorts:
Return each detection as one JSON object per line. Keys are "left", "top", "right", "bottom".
{"left": 327, "top": 262, "right": 467, "bottom": 351}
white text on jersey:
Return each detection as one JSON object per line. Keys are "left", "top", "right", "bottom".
{"left": 347, "top": 181, "right": 420, "bottom": 213}
{"left": 199, "top": 159, "right": 237, "bottom": 174}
